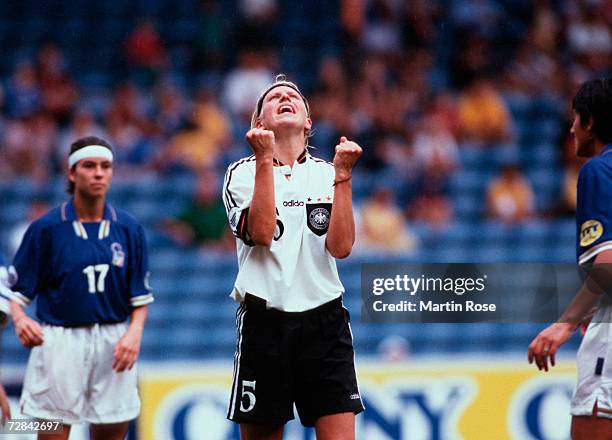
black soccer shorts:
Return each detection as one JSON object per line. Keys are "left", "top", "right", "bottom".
{"left": 227, "top": 293, "right": 364, "bottom": 427}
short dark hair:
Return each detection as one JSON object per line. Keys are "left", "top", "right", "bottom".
{"left": 572, "top": 78, "right": 612, "bottom": 144}
{"left": 66, "top": 136, "right": 113, "bottom": 194}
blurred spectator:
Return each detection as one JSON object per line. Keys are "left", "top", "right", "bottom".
{"left": 124, "top": 18, "right": 168, "bottom": 84}
{"left": 406, "top": 179, "right": 454, "bottom": 229}
{"left": 192, "top": 88, "right": 232, "bottom": 147}
{"left": 105, "top": 82, "right": 156, "bottom": 174}
{"left": 567, "top": 3, "right": 611, "bottom": 58}
{"left": 401, "top": 0, "right": 439, "bottom": 50}
{"left": 340, "top": 0, "right": 365, "bottom": 40}
{"left": 106, "top": 110, "right": 156, "bottom": 175}
{"left": 310, "top": 56, "right": 351, "bottom": 159}
{"left": 3, "top": 112, "right": 57, "bottom": 182}
{"left": 36, "top": 44, "right": 79, "bottom": 126}
{"left": 161, "top": 169, "right": 233, "bottom": 250}
{"left": 106, "top": 82, "right": 151, "bottom": 133}
{"left": 450, "top": 31, "right": 493, "bottom": 89}
{"left": 57, "top": 108, "right": 108, "bottom": 168}
{"left": 505, "top": 42, "right": 560, "bottom": 94}
{"left": 549, "top": 117, "right": 587, "bottom": 217}
{"left": 451, "top": 0, "right": 504, "bottom": 37}
{"left": 566, "top": 1, "right": 611, "bottom": 77}
{"left": 361, "top": 0, "right": 404, "bottom": 55}
{"left": 4, "top": 61, "right": 40, "bottom": 118}
{"left": 8, "top": 199, "right": 50, "bottom": 256}
{"left": 558, "top": 162, "right": 580, "bottom": 215}
{"left": 457, "top": 75, "right": 513, "bottom": 144}
{"left": 368, "top": 133, "right": 414, "bottom": 176}
{"left": 411, "top": 111, "right": 459, "bottom": 179}
{"left": 357, "top": 186, "right": 417, "bottom": 253}
{"left": 152, "top": 82, "right": 189, "bottom": 137}
{"left": 222, "top": 48, "right": 274, "bottom": 119}
{"left": 239, "top": 0, "right": 277, "bottom": 24}
{"left": 486, "top": 163, "right": 535, "bottom": 223}
{"left": 195, "top": 0, "right": 227, "bottom": 71}
{"left": 158, "top": 87, "right": 230, "bottom": 173}
{"left": 530, "top": 0, "right": 561, "bottom": 54}
{"left": 377, "top": 335, "right": 411, "bottom": 362}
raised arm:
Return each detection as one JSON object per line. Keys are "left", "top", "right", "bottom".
{"left": 245, "top": 128, "right": 277, "bottom": 246}
{"left": 326, "top": 136, "right": 362, "bottom": 259}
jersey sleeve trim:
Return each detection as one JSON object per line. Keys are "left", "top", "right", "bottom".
{"left": 237, "top": 208, "right": 250, "bottom": 240}
{"left": 10, "top": 290, "right": 31, "bottom": 306}
{"left": 579, "top": 240, "right": 612, "bottom": 265}
{"left": 0, "top": 284, "right": 14, "bottom": 303}
{"left": 223, "top": 156, "right": 255, "bottom": 212}
{"left": 131, "top": 293, "right": 154, "bottom": 307}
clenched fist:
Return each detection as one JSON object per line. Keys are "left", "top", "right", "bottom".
{"left": 333, "top": 136, "right": 362, "bottom": 180}
{"left": 246, "top": 128, "right": 275, "bottom": 158}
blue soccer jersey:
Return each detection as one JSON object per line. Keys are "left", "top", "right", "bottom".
{"left": 11, "top": 200, "right": 154, "bottom": 326}
{"left": 576, "top": 144, "right": 612, "bottom": 265}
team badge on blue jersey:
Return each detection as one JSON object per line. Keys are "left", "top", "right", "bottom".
{"left": 111, "top": 242, "right": 125, "bottom": 267}
{"left": 306, "top": 203, "right": 331, "bottom": 236}
{"left": 580, "top": 220, "right": 603, "bottom": 247}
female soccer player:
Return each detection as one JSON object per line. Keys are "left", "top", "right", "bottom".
{"left": 528, "top": 78, "right": 612, "bottom": 439}
{"left": 223, "top": 75, "right": 364, "bottom": 440}
{"left": 1, "top": 254, "right": 13, "bottom": 425}
{"left": 9, "top": 136, "right": 153, "bottom": 440}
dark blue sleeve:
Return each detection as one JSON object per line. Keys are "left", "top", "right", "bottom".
{"left": 128, "top": 223, "right": 154, "bottom": 307}
{"left": 11, "top": 222, "right": 50, "bottom": 305}
{"left": 576, "top": 160, "right": 612, "bottom": 263}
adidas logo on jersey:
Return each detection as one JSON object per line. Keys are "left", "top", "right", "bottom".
{"left": 283, "top": 200, "right": 304, "bottom": 207}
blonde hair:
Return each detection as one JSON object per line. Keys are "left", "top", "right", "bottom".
{"left": 250, "top": 74, "right": 312, "bottom": 145}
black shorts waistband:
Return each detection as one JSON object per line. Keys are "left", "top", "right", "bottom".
{"left": 243, "top": 293, "right": 343, "bottom": 316}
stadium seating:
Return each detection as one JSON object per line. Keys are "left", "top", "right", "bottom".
{"left": 0, "top": 0, "right": 582, "bottom": 364}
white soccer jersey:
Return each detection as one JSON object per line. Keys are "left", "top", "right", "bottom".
{"left": 223, "top": 150, "right": 345, "bottom": 312}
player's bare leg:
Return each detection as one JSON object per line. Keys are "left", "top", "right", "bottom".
{"left": 91, "top": 421, "right": 129, "bottom": 440}
{"left": 571, "top": 404, "right": 612, "bottom": 440}
{"left": 314, "top": 412, "right": 355, "bottom": 440}
{"left": 239, "top": 423, "right": 283, "bottom": 440}
{"left": 38, "top": 424, "right": 70, "bottom": 440}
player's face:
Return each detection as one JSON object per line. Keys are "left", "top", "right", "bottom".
{"left": 257, "top": 85, "right": 312, "bottom": 135}
{"left": 70, "top": 157, "right": 113, "bottom": 198}
{"left": 571, "top": 111, "right": 595, "bottom": 157}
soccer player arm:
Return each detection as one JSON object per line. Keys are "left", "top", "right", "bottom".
{"left": 113, "top": 304, "right": 148, "bottom": 373}
{"left": 245, "top": 129, "right": 276, "bottom": 246}
{"left": 9, "top": 224, "right": 46, "bottom": 348}
{"left": 528, "top": 249, "right": 612, "bottom": 371}
{"left": 326, "top": 137, "right": 362, "bottom": 259}
{"left": 114, "top": 223, "right": 153, "bottom": 372}
{"left": 10, "top": 300, "right": 44, "bottom": 348}
{"left": 224, "top": 157, "right": 268, "bottom": 246}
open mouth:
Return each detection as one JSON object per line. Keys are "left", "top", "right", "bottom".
{"left": 277, "top": 104, "right": 295, "bottom": 114}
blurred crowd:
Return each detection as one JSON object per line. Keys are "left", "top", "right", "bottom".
{"left": 0, "top": 0, "right": 610, "bottom": 253}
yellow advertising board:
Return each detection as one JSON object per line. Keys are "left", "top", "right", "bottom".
{"left": 139, "top": 360, "right": 577, "bottom": 440}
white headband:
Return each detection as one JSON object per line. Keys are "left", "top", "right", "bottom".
{"left": 68, "top": 145, "right": 114, "bottom": 168}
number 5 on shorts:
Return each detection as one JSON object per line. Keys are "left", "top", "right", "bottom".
{"left": 240, "top": 380, "right": 256, "bottom": 413}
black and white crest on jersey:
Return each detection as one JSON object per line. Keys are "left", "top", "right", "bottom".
{"left": 306, "top": 203, "right": 332, "bottom": 236}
